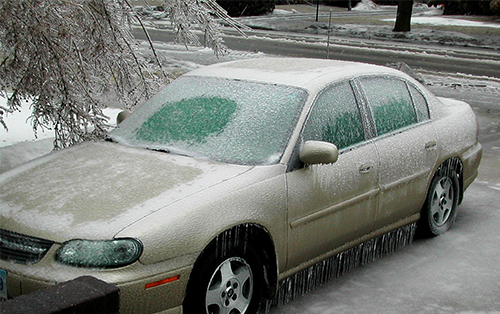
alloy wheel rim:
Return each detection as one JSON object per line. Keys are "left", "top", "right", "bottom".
{"left": 430, "top": 177, "right": 455, "bottom": 227}
{"left": 205, "top": 257, "right": 253, "bottom": 314}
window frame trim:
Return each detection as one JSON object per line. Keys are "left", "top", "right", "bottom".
{"left": 406, "top": 81, "right": 431, "bottom": 121}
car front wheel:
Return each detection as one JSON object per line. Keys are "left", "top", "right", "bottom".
{"left": 184, "top": 238, "right": 263, "bottom": 314}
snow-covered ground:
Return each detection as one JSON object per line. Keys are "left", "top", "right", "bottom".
{"left": 0, "top": 100, "right": 53, "bottom": 148}
{"left": 267, "top": 181, "right": 500, "bottom": 313}
{"left": 235, "top": 3, "right": 500, "bottom": 49}
{"left": 0, "top": 102, "right": 122, "bottom": 149}
{"left": 385, "top": 16, "right": 500, "bottom": 29}
{"left": 0, "top": 101, "right": 123, "bottom": 173}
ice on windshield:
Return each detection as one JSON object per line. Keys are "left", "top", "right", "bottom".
{"left": 111, "top": 76, "right": 307, "bottom": 165}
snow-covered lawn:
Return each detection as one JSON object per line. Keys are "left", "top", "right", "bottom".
{"left": 0, "top": 97, "right": 123, "bottom": 172}
{"left": 384, "top": 16, "right": 500, "bottom": 29}
{"left": 0, "top": 98, "right": 123, "bottom": 149}
{"left": 0, "top": 98, "right": 53, "bottom": 148}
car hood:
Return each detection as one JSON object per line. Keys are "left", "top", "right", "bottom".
{"left": 0, "top": 141, "right": 253, "bottom": 242}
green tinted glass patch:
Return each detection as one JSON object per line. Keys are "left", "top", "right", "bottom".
{"left": 135, "top": 97, "right": 237, "bottom": 145}
{"left": 303, "top": 81, "right": 364, "bottom": 150}
{"left": 373, "top": 97, "right": 417, "bottom": 135}
{"left": 322, "top": 111, "right": 364, "bottom": 149}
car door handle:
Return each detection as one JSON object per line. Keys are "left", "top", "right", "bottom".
{"left": 359, "top": 164, "right": 373, "bottom": 174}
{"left": 425, "top": 141, "right": 437, "bottom": 151}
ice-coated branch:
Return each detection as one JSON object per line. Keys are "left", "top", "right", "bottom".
{"left": 161, "top": 0, "right": 249, "bottom": 57}
{"left": 0, "top": 0, "right": 169, "bottom": 149}
{"left": 0, "top": 0, "right": 246, "bottom": 149}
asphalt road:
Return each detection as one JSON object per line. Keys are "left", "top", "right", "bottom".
{"left": 214, "top": 34, "right": 500, "bottom": 79}
{"left": 133, "top": 26, "right": 500, "bottom": 79}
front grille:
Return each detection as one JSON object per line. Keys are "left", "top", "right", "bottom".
{"left": 0, "top": 229, "right": 54, "bottom": 264}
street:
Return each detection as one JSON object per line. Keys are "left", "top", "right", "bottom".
{"left": 134, "top": 27, "right": 500, "bottom": 78}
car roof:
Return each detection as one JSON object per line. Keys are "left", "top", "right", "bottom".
{"left": 185, "top": 57, "right": 406, "bottom": 91}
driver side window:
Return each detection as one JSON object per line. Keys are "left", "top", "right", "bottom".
{"left": 302, "top": 81, "right": 365, "bottom": 150}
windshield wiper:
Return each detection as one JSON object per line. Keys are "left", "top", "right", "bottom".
{"left": 150, "top": 147, "right": 171, "bottom": 154}
{"left": 148, "top": 147, "right": 193, "bottom": 158}
{"left": 104, "top": 136, "right": 117, "bottom": 143}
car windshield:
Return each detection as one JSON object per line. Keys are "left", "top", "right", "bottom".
{"left": 110, "top": 76, "right": 307, "bottom": 165}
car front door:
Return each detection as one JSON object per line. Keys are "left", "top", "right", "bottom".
{"left": 286, "top": 81, "right": 379, "bottom": 270}
{"left": 357, "top": 76, "right": 438, "bottom": 230}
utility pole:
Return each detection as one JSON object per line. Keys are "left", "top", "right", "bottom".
{"left": 316, "top": 0, "right": 320, "bottom": 22}
{"left": 326, "top": 10, "right": 332, "bottom": 58}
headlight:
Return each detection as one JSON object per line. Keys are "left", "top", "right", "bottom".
{"left": 56, "top": 238, "right": 143, "bottom": 268}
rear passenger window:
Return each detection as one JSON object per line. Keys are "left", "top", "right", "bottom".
{"left": 360, "top": 77, "right": 417, "bottom": 136}
{"left": 409, "top": 84, "right": 430, "bottom": 121}
{"left": 302, "top": 81, "right": 364, "bottom": 150}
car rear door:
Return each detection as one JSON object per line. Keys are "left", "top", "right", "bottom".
{"left": 356, "top": 76, "right": 438, "bottom": 230}
{"left": 286, "top": 80, "right": 379, "bottom": 269}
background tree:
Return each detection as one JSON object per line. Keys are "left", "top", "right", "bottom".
{"left": 428, "top": 0, "right": 494, "bottom": 15}
{"left": 216, "top": 0, "right": 275, "bottom": 17}
{"left": 393, "top": 0, "right": 414, "bottom": 32}
{"left": 0, "top": 0, "right": 242, "bottom": 149}
{"left": 492, "top": 0, "right": 500, "bottom": 14}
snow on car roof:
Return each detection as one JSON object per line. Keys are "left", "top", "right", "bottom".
{"left": 186, "top": 57, "right": 403, "bottom": 91}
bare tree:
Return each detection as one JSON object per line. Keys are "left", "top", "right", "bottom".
{"left": 163, "top": 0, "right": 247, "bottom": 56}
{"left": 0, "top": 0, "right": 242, "bottom": 149}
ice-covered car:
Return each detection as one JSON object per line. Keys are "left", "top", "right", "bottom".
{"left": 0, "top": 58, "right": 482, "bottom": 314}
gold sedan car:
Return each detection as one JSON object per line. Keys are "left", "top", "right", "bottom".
{"left": 0, "top": 58, "right": 482, "bottom": 313}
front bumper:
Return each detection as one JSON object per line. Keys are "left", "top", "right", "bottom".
{"left": 1, "top": 244, "right": 196, "bottom": 314}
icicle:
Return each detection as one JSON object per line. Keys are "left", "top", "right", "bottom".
{"left": 259, "top": 223, "right": 417, "bottom": 313}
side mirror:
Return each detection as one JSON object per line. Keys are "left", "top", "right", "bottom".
{"left": 299, "top": 141, "right": 339, "bottom": 165}
{"left": 116, "top": 110, "right": 131, "bottom": 125}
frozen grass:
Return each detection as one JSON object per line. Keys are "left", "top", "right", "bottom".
{"left": 232, "top": 4, "right": 500, "bottom": 49}
{"left": 305, "top": 12, "right": 500, "bottom": 37}
{"left": 274, "top": 4, "right": 347, "bottom": 15}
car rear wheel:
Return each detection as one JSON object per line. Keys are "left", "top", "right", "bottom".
{"left": 184, "top": 239, "right": 263, "bottom": 314}
{"left": 419, "top": 167, "right": 460, "bottom": 237}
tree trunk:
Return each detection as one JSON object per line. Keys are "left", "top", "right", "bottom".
{"left": 393, "top": 0, "right": 414, "bottom": 32}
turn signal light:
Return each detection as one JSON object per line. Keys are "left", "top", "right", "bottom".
{"left": 145, "top": 275, "right": 180, "bottom": 289}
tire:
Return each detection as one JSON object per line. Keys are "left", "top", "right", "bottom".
{"left": 184, "top": 239, "right": 264, "bottom": 314}
{"left": 418, "top": 167, "right": 460, "bottom": 237}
